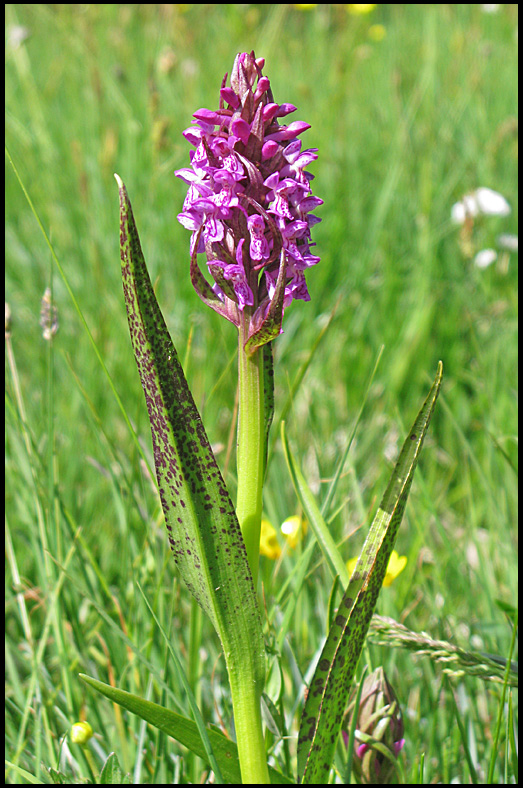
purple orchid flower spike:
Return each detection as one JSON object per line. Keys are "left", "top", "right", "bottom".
{"left": 175, "top": 51, "right": 322, "bottom": 351}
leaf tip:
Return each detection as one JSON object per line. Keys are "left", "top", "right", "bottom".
{"left": 114, "top": 172, "right": 125, "bottom": 191}
{"left": 434, "top": 360, "right": 444, "bottom": 391}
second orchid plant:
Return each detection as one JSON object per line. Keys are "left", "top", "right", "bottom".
{"left": 82, "top": 52, "right": 442, "bottom": 784}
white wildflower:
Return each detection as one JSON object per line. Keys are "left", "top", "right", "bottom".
{"left": 451, "top": 194, "right": 480, "bottom": 224}
{"left": 451, "top": 187, "right": 511, "bottom": 224}
{"left": 7, "top": 25, "right": 30, "bottom": 49}
{"left": 497, "top": 233, "right": 518, "bottom": 252}
{"left": 474, "top": 249, "right": 497, "bottom": 269}
{"left": 474, "top": 187, "right": 511, "bottom": 216}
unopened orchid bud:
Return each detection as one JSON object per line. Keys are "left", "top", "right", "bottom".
{"left": 175, "top": 51, "right": 322, "bottom": 350}
{"left": 345, "top": 667, "right": 405, "bottom": 784}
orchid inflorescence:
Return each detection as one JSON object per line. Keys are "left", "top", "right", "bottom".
{"left": 175, "top": 51, "right": 322, "bottom": 349}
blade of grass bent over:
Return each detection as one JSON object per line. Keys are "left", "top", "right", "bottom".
{"left": 115, "top": 174, "right": 265, "bottom": 707}
{"left": 298, "top": 363, "right": 443, "bottom": 784}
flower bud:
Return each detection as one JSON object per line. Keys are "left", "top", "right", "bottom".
{"left": 70, "top": 721, "right": 94, "bottom": 744}
{"left": 345, "top": 667, "right": 405, "bottom": 784}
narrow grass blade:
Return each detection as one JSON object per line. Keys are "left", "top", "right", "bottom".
{"left": 321, "top": 345, "right": 384, "bottom": 517}
{"left": 298, "top": 363, "right": 443, "bottom": 784}
{"left": 448, "top": 683, "right": 479, "bottom": 784}
{"left": 116, "top": 174, "right": 265, "bottom": 692}
{"left": 79, "top": 675, "right": 293, "bottom": 785}
{"left": 5, "top": 147, "right": 153, "bottom": 481}
{"left": 136, "top": 582, "right": 225, "bottom": 783}
{"left": 508, "top": 693, "right": 518, "bottom": 783}
{"left": 487, "top": 607, "right": 518, "bottom": 783}
{"left": 281, "top": 421, "right": 349, "bottom": 585}
{"left": 268, "top": 296, "right": 340, "bottom": 462}
{"left": 4, "top": 762, "right": 44, "bottom": 784}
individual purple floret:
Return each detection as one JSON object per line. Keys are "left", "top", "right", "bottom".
{"left": 175, "top": 51, "right": 322, "bottom": 350}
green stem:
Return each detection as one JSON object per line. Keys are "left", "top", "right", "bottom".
{"left": 229, "top": 671, "right": 270, "bottom": 784}
{"left": 236, "top": 313, "right": 265, "bottom": 589}
{"left": 233, "top": 316, "right": 269, "bottom": 782}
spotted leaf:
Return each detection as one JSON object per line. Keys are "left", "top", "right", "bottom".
{"left": 116, "top": 175, "right": 265, "bottom": 694}
{"left": 298, "top": 363, "right": 443, "bottom": 783}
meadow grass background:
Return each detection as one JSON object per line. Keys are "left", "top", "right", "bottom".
{"left": 5, "top": 4, "right": 518, "bottom": 784}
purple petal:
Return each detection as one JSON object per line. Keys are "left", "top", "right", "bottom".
{"left": 262, "top": 103, "right": 281, "bottom": 123}
{"left": 174, "top": 167, "right": 198, "bottom": 182}
{"left": 288, "top": 271, "right": 310, "bottom": 302}
{"left": 182, "top": 127, "right": 204, "bottom": 146}
{"left": 177, "top": 211, "right": 202, "bottom": 232}
{"left": 265, "top": 121, "right": 312, "bottom": 142}
{"left": 282, "top": 219, "right": 309, "bottom": 239}
{"left": 276, "top": 103, "right": 297, "bottom": 117}
{"left": 220, "top": 87, "right": 240, "bottom": 109}
{"left": 230, "top": 118, "right": 251, "bottom": 145}
{"left": 193, "top": 107, "right": 231, "bottom": 125}
{"left": 282, "top": 139, "right": 302, "bottom": 163}
{"left": 213, "top": 169, "right": 238, "bottom": 187}
{"left": 254, "top": 76, "right": 271, "bottom": 100}
{"left": 299, "top": 195, "right": 324, "bottom": 212}
{"left": 263, "top": 172, "right": 280, "bottom": 190}
{"left": 261, "top": 140, "right": 280, "bottom": 161}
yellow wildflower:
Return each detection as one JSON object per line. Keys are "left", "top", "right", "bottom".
{"left": 347, "top": 550, "right": 407, "bottom": 587}
{"left": 382, "top": 550, "right": 407, "bottom": 586}
{"left": 347, "top": 4, "right": 377, "bottom": 14}
{"left": 368, "top": 23, "right": 386, "bottom": 41}
{"left": 280, "top": 515, "right": 306, "bottom": 548}
{"left": 260, "top": 519, "right": 282, "bottom": 560}
{"left": 294, "top": 4, "right": 318, "bottom": 9}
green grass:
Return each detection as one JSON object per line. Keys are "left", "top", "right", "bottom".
{"left": 5, "top": 3, "right": 518, "bottom": 784}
